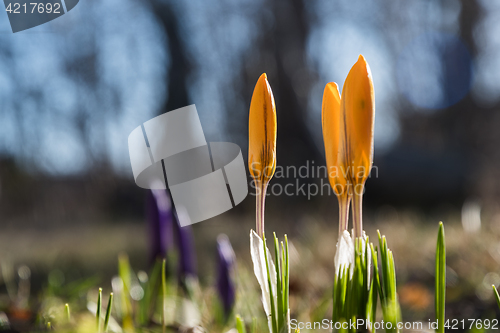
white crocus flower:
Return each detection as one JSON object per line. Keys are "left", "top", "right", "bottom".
{"left": 250, "top": 230, "right": 277, "bottom": 333}
{"left": 335, "top": 230, "right": 355, "bottom": 278}
{"left": 334, "top": 230, "right": 371, "bottom": 284}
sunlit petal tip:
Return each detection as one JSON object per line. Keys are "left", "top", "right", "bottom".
{"left": 324, "top": 82, "right": 341, "bottom": 101}
{"left": 255, "top": 73, "right": 272, "bottom": 98}
{"left": 322, "top": 82, "right": 341, "bottom": 127}
{"left": 353, "top": 55, "right": 374, "bottom": 84}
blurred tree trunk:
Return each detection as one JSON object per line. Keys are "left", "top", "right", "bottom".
{"left": 150, "top": 0, "right": 191, "bottom": 113}
{"left": 455, "top": 0, "right": 500, "bottom": 204}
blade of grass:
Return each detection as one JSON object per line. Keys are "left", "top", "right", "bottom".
{"left": 162, "top": 258, "right": 167, "bottom": 333}
{"left": 139, "top": 259, "right": 161, "bottom": 324}
{"left": 281, "top": 241, "right": 286, "bottom": 312}
{"left": 283, "top": 236, "right": 290, "bottom": 333}
{"left": 65, "top": 303, "right": 70, "bottom": 323}
{"left": 375, "top": 232, "right": 401, "bottom": 333}
{"left": 284, "top": 235, "right": 290, "bottom": 313}
{"left": 263, "top": 234, "right": 278, "bottom": 333}
{"left": 388, "top": 251, "right": 396, "bottom": 300}
{"left": 236, "top": 315, "right": 247, "bottom": 333}
{"left": 493, "top": 285, "right": 500, "bottom": 310}
{"left": 96, "top": 288, "right": 102, "bottom": 333}
{"left": 371, "top": 245, "right": 382, "bottom": 301}
{"left": 367, "top": 276, "right": 377, "bottom": 332}
{"left": 387, "top": 250, "right": 399, "bottom": 333}
{"left": 273, "top": 233, "right": 284, "bottom": 331}
{"left": 251, "top": 317, "right": 257, "bottom": 333}
{"left": 332, "top": 274, "right": 338, "bottom": 323}
{"left": 340, "top": 266, "right": 348, "bottom": 319}
{"left": 377, "top": 231, "right": 389, "bottom": 300}
{"left": 104, "top": 293, "right": 114, "bottom": 333}
{"left": 435, "top": 222, "right": 446, "bottom": 333}
{"left": 363, "top": 237, "right": 370, "bottom": 311}
{"left": 118, "top": 254, "right": 133, "bottom": 330}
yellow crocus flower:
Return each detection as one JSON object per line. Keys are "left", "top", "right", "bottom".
{"left": 322, "top": 55, "right": 375, "bottom": 238}
{"left": 248, "top": 73, "right": 277, "bottom": 237}
{"left": 322, "top": 82, "right": 351, "bottom": 234}
{"left": 341, "top": 55, "right": 375, "bottom": 237}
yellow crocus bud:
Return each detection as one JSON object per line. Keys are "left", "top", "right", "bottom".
{"left": 342, "top": 54, "right": 375, "bottom": 185}
{"left": 341, "top": 55, "right": 375, "bottom": 237}
{"left": 322, "top": 82, "right": 351, "bottom": 234}
{"left": 248, "top": 73, "right": 277, "bottom": 237}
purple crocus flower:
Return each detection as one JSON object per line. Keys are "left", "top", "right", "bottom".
{"left": 216, "top": 234, "right": 236, "bottom": 319}
{"left": 172, "top": 207, "right": 197, "bottom": 278}
{"left": 147, "top": 189, "right": 173, "bottom": 263}
{"left": 148, "top": 188, "right": 197, "bottom": 279}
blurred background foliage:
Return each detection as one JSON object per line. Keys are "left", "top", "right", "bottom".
{"left": 1, "top": 0, "right": 499, "bottom": 219}
{"left": 1, "top": 0, "right": 500, "bottom": 329}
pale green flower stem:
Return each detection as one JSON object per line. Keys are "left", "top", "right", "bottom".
{"left": 256, "top": 181, "right": 268, "bottom": 238}
{"left": 337, "top": 193, "right": 351, "bottom": 236}
{"left": 352, "top": 186, "right": 364, "bottom": 238}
